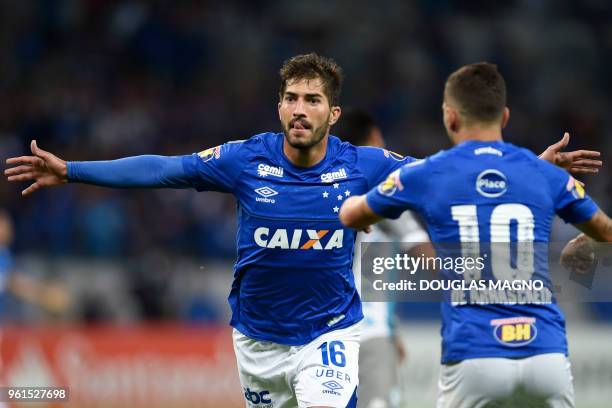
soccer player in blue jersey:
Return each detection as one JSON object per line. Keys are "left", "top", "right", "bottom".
{"left": 4, "top": 54, "right": 601, "bottom": 408}
{"left": 340, "top": 62, "right": 612, "bottom": 408}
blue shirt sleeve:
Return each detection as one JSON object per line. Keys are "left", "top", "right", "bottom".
{"left": 181, "top": 141, "right": 248, "bottom": 193}
{"left": 366, "top": 160, "right": 428, "bottom": 219}
{"left": 68, "top": 155, "right": 195, "bottom": 188}
{"left": 356, "top": 147, "right": 418, "bottom": 189}
{"left": 539, "top": 162, "right": 599, "bottom": 224}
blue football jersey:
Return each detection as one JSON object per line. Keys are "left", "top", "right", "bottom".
{"left": 182, "top": 132, "right": 415, "bottom": 345}
{"left": 366, "top": 140, "right": 599, "bottom": 363}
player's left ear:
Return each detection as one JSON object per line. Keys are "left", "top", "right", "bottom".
{"left": 443, "top": 103, "right": 459, "bottom": 133}
{"left": 329, "top": 106, "right": 341, "bottom": 126}
{"left": 501, "top": 107, "right": 510, "bottom": 128}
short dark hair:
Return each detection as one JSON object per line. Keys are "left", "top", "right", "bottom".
{"left": 445, "top": 62, "right": 506, "bottom": 124}
{"left": 279, "top": 53, "right": 343, "bottom": 106}
{"left": 334, "top": 107, "right": 377, "bottom": 146}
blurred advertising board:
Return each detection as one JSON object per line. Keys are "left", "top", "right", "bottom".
{"left": 1, "top": 325, "right": 243, "bottom": 408}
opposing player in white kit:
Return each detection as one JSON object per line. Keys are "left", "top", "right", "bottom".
{"left": 336, "top": 108, "right": 433, "bottom": 408}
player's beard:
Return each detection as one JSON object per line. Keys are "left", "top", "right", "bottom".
{"left": 283, "top": 115, "right": 330, "bottom": 150}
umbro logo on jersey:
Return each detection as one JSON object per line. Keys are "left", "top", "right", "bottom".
{"left": 321, "top": 168, "right": 347, "bottom": 183}
{"left": 254, "top": 228, "right": 343, "bottom": 250}
{"left": 255, "top": 186, "right": 278, "bottom": 204}
{"left": 257, "top": 163, "right": 284, "bottom": 178}
{"left": 474, "top": 147, "right": 503, "bottom": 156}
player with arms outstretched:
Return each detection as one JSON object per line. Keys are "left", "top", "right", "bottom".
{"left": 4, "top": 55, "right": 600, "bottom": 408}
{"left": 340, "top": 62, "right": 611, "bottom": 408}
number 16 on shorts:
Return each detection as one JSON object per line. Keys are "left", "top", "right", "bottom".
{"left": 318, "top": 341, "right": 347, "bottom": 367}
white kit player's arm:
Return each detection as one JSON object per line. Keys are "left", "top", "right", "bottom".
{"left": 378, "top": 211, "right": 435, "bottom": 258}
{"left": 575, "top": 209, "right": 612, "bottom": 242}
{"left": 561, "top": 210, "right": 612, "bottom": 273}
{"left": 340, "top": 196, "right": 383, "bottom": 230}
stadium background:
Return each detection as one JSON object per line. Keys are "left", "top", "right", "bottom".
{"left": 0, "top": 0, "right": 611, "bottom": 407}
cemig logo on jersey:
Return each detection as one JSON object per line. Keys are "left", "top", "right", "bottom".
{"left": 254, "top": 227, "right": 344, "bottom": 250}
{"left": 378, "top": 169, "right": 402, "bottom": 197}
{"left": 321, "top": 168, "right": 348, "bottom": 183}
{"left": 257, "top": 163, "right": 284, "bottom": 178}
{"left": 255, "top": 186, "right": 278, "bottom": 204}
{"left": 197, "top": 146, "right": 221, "bottom": 162}
{"left": 476, "top": 169, "right": 507, "bottom": 198}
{"left": 491, "top": 317, "right": 537, "bottom": 347}
{"left": 566, "top": 176, "right": 585, "bottom": 199}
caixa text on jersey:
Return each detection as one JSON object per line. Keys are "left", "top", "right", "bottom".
{"left": 254, "top": 227, "right": 344, "bottom": 250}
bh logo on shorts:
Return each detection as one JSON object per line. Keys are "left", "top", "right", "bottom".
{"left": 243, "top": 387, "right": 273, "bottom": 407}
{"left": 491, "top": 317, "right": 537, "bottom": 347}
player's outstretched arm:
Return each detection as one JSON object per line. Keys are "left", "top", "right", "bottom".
{"left": 539, "top": 132, "right": 602, "bottom": 175}
{"left": 5, "top": 140, "right": 193, "bottom": 196}
{"left": 339, "top": 196, "right": 383, "bottom": 230}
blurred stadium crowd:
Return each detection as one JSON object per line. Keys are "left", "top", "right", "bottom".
{"left": 1, "top": 0, "right": 611, "bottom": 322}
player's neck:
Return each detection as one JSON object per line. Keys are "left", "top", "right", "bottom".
{"left": 454, "top": 126, "right": 503, "bottom": 145}
{"left": 283, "top": 136, "right": 329, "bottom": 168}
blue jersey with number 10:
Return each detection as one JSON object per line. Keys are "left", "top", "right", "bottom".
{"left": 366, "top": 140, "right": 598, "bottom": 363}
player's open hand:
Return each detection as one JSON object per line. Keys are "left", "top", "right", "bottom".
{"left": 539, "top": 132, "right": 602, "bottom": 175}
{"left": 4, "top": 140, "right": 68, "bottom": 196}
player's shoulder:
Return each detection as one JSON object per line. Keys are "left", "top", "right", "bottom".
{"left": 400, "top": 148, "right": 448, "bottom": 174}
{"left": 511, "top": 143, "right": 569, "bottom": 180}
{"left": 196, "top": 132, "right": 279, "bottom": 161}
{"left": 230, "top": 131, "right": 280, "bottom": 152}
{"left": 353, "top": 144, "right": 406, "bottom": 162}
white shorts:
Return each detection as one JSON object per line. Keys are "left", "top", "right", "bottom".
{"left": 437, "top": 353, "right": 575, "bottom": 408}
{"left": 233, "top": 323, "right": 360, "bottom": 408}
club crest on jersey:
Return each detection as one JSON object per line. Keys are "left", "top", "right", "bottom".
{"left": 197, "top": 146, "right": 221, "bottom": 162}
{"left": 476, "top": 169, "right": 507, "bottom": 198}
{"left": 378, "top": 169, "right": 402, "bottom": 196}
{"left": 566, "top": 176, "right": 585, "bottom": 199}
{"left": 254, "top": 228, "right": 343, "bottom": 250}
{"left": 491, "top": 317, "right": 537, "bottom": 347}
{"left": 321, "top": 168, "right": 348, "bottom": 183}
{"left": 257, "top": 163, "right": 284, "bottom": 178}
